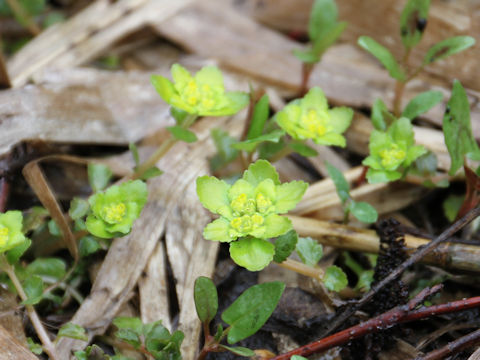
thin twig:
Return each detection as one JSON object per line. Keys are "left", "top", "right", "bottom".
{"left": 317, "top": 206, "right": 480, "bottom": 338}
{"left": 271, "top": 286, "right": 480, "bottom": 359}
{"left": 415, "top": 328, "right": 480, "bottom": 360}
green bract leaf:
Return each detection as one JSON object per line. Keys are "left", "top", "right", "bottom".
{"left": 402, "top": 90, "right": 443, "bottom": 120}
{"left": 86, "top": 180, "right": 148, "bottom": 239}
{"left": 424, "top": 36, "right": 475, "bottom": 64}
{"left": 27, "top": 258, "right": 66, "bottom": 280}
{"left": 151, "top": 64, "right": 249, "bottom": 116}
{"left": 196, "top": 176, "right": 230, "bottom": 215}
{"left": 357, "top": 36, "right": 406, "bottom": 81}
{"left": 167, "top": 126, "right": 198, "bottom": 143}
{"left": 22, "top": 275, "right": 44, "bottom": 305}
{"left": 219, "top": 345, "right": 255, "bottom": 357}
{"left": 371, "top": 98, "right": 391, "bottom": 131}
{"left": 349, "top": 201, "right": 378, "bottom": 223}
{"left": 443, "top": 80, "right": 480, "bottom": 175}
{"left": 222, "top": 281, "right": 285, "bottom": 344}
{"left": 232, "top": 129, "right": 285, "bottom": 152}
{"left": 69, "top": 197, "right": 89, "bottom": 220}
{"left": 6, "top": 239, "right": 31, "bottom": 264}
{"left": 247, "top": 94, "right": 270, "bottom": 140}
{"left": 275, "top": 181, "right": 309, "bottom": 213}
{"left": 230, "top": 237, "right": 275, "bottom": 271}
{"left": 273, "top": 230, "right": 298, "bottom": 263}
{"left": 326, "top": 162, "right": 350, "bottom": 204}
{"left": 88, "top": 163, "right": 113, "bottom": 193}
{"left": 170, "top": 106, "right": 189, "bottom": 126}
{"left": 289, "top": 142, "right": 318, "bottom": 157}
{"left": 309, "top": 0, "right": 338, "bottom": 41}
{"left": 57, "top": 323, "right": 88, "bottom": 341}
{"left": 323, "top": 265, "right": 348, "bottom": 291}
{"left": 276, "top": 87, "right": 353, "bottom": 146}
{"left": 194, "top": 276, "right": 218, "bottom": 324}
{"left": 0, "top": 211, "right": 28, "bottom": 254}
{"left": 400, "top": 0, "right": 430, "bottom": 49}
{"left": 243, "top": 159, "right": 280, "bottom": 186}
{"left": 296, "top": 237, "right": 323, "bottom": 267}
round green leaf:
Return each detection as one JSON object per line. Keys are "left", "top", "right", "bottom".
{"left": 229, "top": 237, "right": 275, "bottom": 271}
{"left": 57, "top": 323, "right": 88, "bottom": 341}
{"left": 221, "top": 281, "right": 285, "bottom": 344}
{"left": 323, "top": 265, "right": 348, "bottom": 292}
{"left": 349, "top": 201, "right": 378, "bottom": 224}
{"left": 194, "top": 276, "right": 218, "bottom": 324}
{"left": 296, "top": 237, "right": 323, "bottom": 267}
{"left": 273, "top": 230, "right": 298, "bottom": 263}
{"left": 88, "top": 163, "right": 113, "bottom": 193}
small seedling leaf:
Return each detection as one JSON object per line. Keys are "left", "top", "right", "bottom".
{"left": 309, "top": 0, "right": 338, "bottom": 41}
{"left": 222, "top": 281, "right": 285, "bottom": 344}
{"left": 273, "top": 230, "right": 298, "bottom": 263}
{"left": 219, "top": 345, "right": 255, "bottom": 357}
{"left": 324, "top": 265, "right": 348, "bottom": 291}
{"left": 371, "top": 98, "right": 392, "bottom": 131}
{"left": 57, "top": 323, "right": 88, "bottom": 341}
{"left": 358, "top": 36, "right": 406, "bottom": 81}
{"left": 326, "top": 162, "right": 350, "bottom": 204}
{"left": 443, "top": 194, "right": 464, "bottom": 222}
{"left": 27, "top": 258, "right": 66, "bottom": 280}
{"left": 293, "top": 49, "right": 320, "bottom": 64}
{"left": 349, "top": 201, "right": 378, "bottom": 223}
{"left": 402, "top": 90, "right": 443, "bottom": 120}
{"left": 69, "top": 197, "right": 89, "bottom": 220}
{"left": 194, "top": 276, "right": 218, "bottom": 324}
{"left": 232, "top": 129, "right": 285, "bottom": 152}
{"left": 129, "top": 143, "right": 140, "bottom": 166}
{"left": 139, "top": 166, "right": 163, "bottom": 180}
{"left": 312, "top": 21, "right": 347, "bottom": 57}
{"left": 400, "top": 0, "right": 431, "bottom": 49}
{"left": 27, "top": 338, "right": 43, "bottom": 355}
{"left": 88, "top": 163, "right": 113, "bottom": 193}
{"left": 22, "top": 275, "right": 44, "bottom": 305}
{"left": 210, "top": 128, "right": 240, "bottom": 171}
{"left": 289, "top": 142, "right": 318, "bottom": 157}
{"left": 113, "top": 317, "right": 143, "bottom": 335}
{"left": 79, "top": 236, "right": 101, "bottom": 257}
{"left": 247, "top": 94, "right": 270, "bottom": 140}
{"left": 443, "top": 80, "right": 480, "bottom": 175}
{"left": 296, "top": 237, "right": 323, "bottom": 267}
{"left": 424, "top": 36, "right": 475, "bottom": 64}
{"left": 167, "top": 126, "right": 198, "bottom": 143}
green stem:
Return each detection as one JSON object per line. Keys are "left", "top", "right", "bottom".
{"left": 0, "top": 255, "right": 58, "bottom": 360}
{"left": 132, "top": 114, "right": 197, "bottom": 179}
{"left": 268, "top": 146, "right": 294, "bottom": 163}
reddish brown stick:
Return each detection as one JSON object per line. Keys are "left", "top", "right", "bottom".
{"left": 415, "top": 328, "right": 480, "bottom": 360}
{"left": 270, "top": 289, "right": 480, "bottom": 360}
{"left": 0, "top": 178, "right": 9, "bottom": 213}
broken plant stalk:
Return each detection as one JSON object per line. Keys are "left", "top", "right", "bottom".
{"left": 317, "top": 205, "right": 480, "bottom": 338}
{"left": 271, "top": 285, "right": 480, "bottom": 359}
{"left": 416, "top": 328, "right": 480, "bottom": 360}
{"left": 0, "top": 255, "right": 58, "bottom": 360}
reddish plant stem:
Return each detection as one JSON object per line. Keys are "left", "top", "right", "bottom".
{"left": 299, "top": 62, "right": 314, "bottom": 97}
{"left": 271, "top": 287, "right": 480, "bottom": 360}
{"left": 0, "top": 177, "right": 9, "bottom": 212}
{"left": 415, "top": 328, "right": 480, "bottom": 360}
{"left": 317, "top": 206, "right": 480, "bottom": 339}
{"left": 456, "top": 165, "right": 480, "bottom": 220}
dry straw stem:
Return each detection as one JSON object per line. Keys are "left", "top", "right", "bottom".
{"left": 293, "top": 166, "right": 427, "bottom": 221}
{"left": 290, "top": 215, "right": 480, "bottom": 273}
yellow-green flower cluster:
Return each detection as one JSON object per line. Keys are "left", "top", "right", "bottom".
{"left": 197, "top": 160, "right": 307, "bottom": 271}
{"left": 275, "top": 87, "right": 353, "bottom": 147}
{"left": 86, "top": 180, "right": 148, "bottom": 239}
{"left": 0, "top": 211, "right": 27, "bottom": 253}
{"left": 363, "top": 117, "right": 427, "bottom": 183}
{"left": 151, "top": 64, "right": 249, "bottom": 116}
